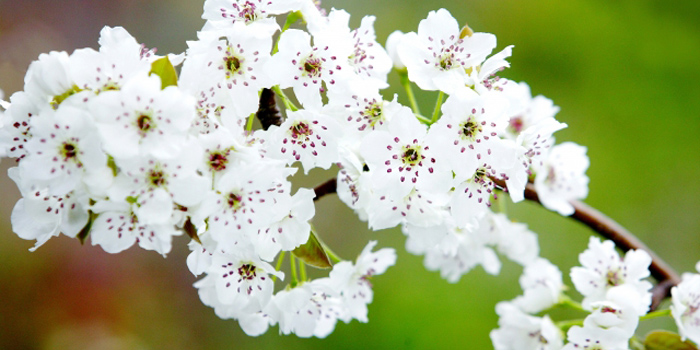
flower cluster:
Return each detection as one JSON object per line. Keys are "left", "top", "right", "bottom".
{"left": 492, "top": 237, "right": 654, "bottom": 350}
{"left": 2, "top": 0, "right": 696, "bottom": 345}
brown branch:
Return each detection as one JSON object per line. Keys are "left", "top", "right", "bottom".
{"left": 313, "top": 175, "right": 680, "bottom": 309}
{"left": 492, "top": 178, "right": 681, "bottom": 310}
{"left": 313, "top": 178, "right": 337, "bottom": 201}
{"left": 256, "top": 88, "right": 283, "bottom": 130}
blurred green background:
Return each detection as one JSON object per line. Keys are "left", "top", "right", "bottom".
{"left": 1, "top": 0, "right": 699, "bottom": 348}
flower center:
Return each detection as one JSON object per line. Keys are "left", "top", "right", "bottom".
{"left": 235, "top": 1, "right": 260, "bottom": 22}
{"left": 460, "top": 116, "right": 482, "bottom": 142}
{"left": 225, "top": 56, "right": 241, "bottom": 74}
{"left": 148, "top": 169, "right": 166, "bottom": 187}
{"left": 401, "top": 145, "right": 422, "bottom": 166}
{"left": 238, "top": 263, "right": 257, "bottom": 280}
{"left": 291, "top": 121, "right": 312, "bottom": 139}
{"left": 60, "top": 142, "right": 78, "bottom": 161}
{"left": 606, "top": 269, "right": 623, "bottom": 286}
{"left": 302, "top": 56, "right": 322, "bottom": 77}
{"left": 360, "top": 101, "right": 383, "bottom": 128}
{"left": 208, "top": 149, "right": 231, "bottom": 172}
{"left": 508, "top": 116, "right": 524, "bottom": 134}
{"left": 137, "top": 113, "right": 154, "bottom": 133}
{"left": 227, "top": 192, "right": 244, "bottom": 211}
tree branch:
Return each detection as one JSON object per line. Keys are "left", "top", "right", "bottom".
{"left": 491, "top": 178, "right": 680, "bottom": 310}
{"left": 313, "top": 175, "right": 681, "bottom": 309}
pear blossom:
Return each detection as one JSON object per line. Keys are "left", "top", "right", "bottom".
{"left": 266, "top": 29, "right": 351, "bottom": 108}
{"left": 70, "top": 26, "right": 152, "bottom": 93}
{"left": 180, "top": 24, "right": 273, "bottom": 118}
{"left": 360, "top": 110, "right": 452, "bottom": 201}
{"left": 584, "top": 285, "right": 645, "bottom": 339}
{"left": 535, "top": 142, "right": 589, "bottom": 216}
{"left": 671, "top": 272, "right": 700, "bottom": 345}
{"left": 0, "top": 91, "right": 39, "bottom": 160}
{"left": 512, "top": 258, "right": 563, "bottom": 314}
{"left": 397, "top": 8, "right": 497, "bottom": 94}
{"left": 90, "top": 199, "right": 181, "bottom": 255}
{"left": 90, "top": 72, "right": 196, "bottom": 160}
{"left": 262, "top": 108, "right": 340, "bottom": 173}
{"left": 19, "top": 104, "right": 106, "bottom": 196}
{"left": 266, "top": 281, "right": 345, "bottom": 338}
{"left": 490, "top": 302, "right": 564, "bottom": 350}
{"left": 562, "top": 325, "right": 630, "bottom": 350}
{"left": 571, "top": 237, "right": 653, "bottom": 313}
{"left": 202, "top": 0, "right": 302, "bottom": 34}
{"left": 324, "top": 241, "right": 397, "bottom": 322}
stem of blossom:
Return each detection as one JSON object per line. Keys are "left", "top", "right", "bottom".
{"left": 415, "top": 114, "right": 432, "bottom": 124}
{"left": 272, "top": 12, "right": 301, "bottom": 55}
{"left": 557, "top": 294, "right": 586, "bottom": 312}
{"left": 431, "top": 91, "right": 445, "bottom": 124}
{"left": 555, "top": 318, "right": 583, "bottom": 332}
{"left": 324, "top": 245, "right": 342, "bottom": 264}
{"left": 639, "top": 308, "right": 672, "bottom": 321}
{"left": 290, "top": 254, "right": 299, "bottom": 287}
{"left": 272, "top": 251, "right": 286, "bottom": 282}
{"left": 300, "top": 261, "right": 308, "bottom": 282}
{"left": 245, "top": 112, "right": 256, "bottom": 133}
{"left": 272, "top": 85, "right": 298, "bottom": 112}
{"left": 398, "top": 71, "right": 421, "bottom": 116}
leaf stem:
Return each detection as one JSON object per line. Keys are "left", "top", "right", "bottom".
{"left": 272, "top": 85, "right": 298, "bottom": 112}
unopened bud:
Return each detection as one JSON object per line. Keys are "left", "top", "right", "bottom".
{"left": 460, "top": 24, "right": 474, "bottom": 39}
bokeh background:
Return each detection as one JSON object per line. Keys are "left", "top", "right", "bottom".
{"left": 1, "top": 0, "right": 699, "bottom": 348}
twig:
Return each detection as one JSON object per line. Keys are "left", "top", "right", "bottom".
{"left": 313, "top": 178, "right": 337, "bottom": 202}
{"left": 491, "top": 178, "right": 680, "bottom": 310}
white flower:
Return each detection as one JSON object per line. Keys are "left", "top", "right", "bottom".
{"left": 20, "top": 104, "right": 106, "bottom": 196}
{"left": 90, "top": 199, "right": 181, "bottom": 255}
{"left": 513, "top": 258, "right": 563, "bottom": 314}
{"left": 266, "top": 29, "right": 351, "bottom": 108}
{"left": 534, "top": 142, "right": 589, "bottom": 216}
{"left": 0, "top": 91, "right": 39, "bottom": 160}
{"left": 109, "top": 143, "right": 208, "bottom": 226}
{"left": 397, "top": 8, "right": 497, "bottom": 94}
{"left": 584, "top": 285, "right": 645, "bottom": 339}
{"left": 193, "top": 161, "right": 291, "bottom": 252}
{"left": 202, "top": 0, "right": 301, "bottom": 35}
{"left": 253, "top": 188, "right": 315, "bottom": 261}
{"left": 490, "top": 301, "right": 564, "bottom": 350}
{"left": 9, "top": 167, "right": 89, "bottom": 251}
{"left": 570, "top": 237, "right": 653, "bottom": 313}
{"left": 262, "top": 108, "right": 340, "bottom": 173}
{"left": 266, "top": 281, "right": 345, "bottom": 338}
{"left": 23, "top": 51, "right": 76, "bottom": 108}
{"left": 324, "top": 241, "right": 396, "bottom": 322}
{"left": 70, "top": 26, "right": 152, "bottom": 93}
{"left": 562, "top": 324, "right": 631, "bottom": 350}
{"left": 671, "top": 272, "right": 700, "bottom": 345}
{"left": 385, "top": 30, "right": 407, "bottom": 70}
{"left": 91, "top": 72, "right": 196, "bottom": 160}
{"left": 180, "top": 24, "right": 273, "bottom": 118}
{"left": 360, "top": 110, "right": 452, "bottom": 201}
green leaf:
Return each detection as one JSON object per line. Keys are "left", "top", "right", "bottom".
{"left": 292, "top": 229, "right": 332, "bottom": 269}
{"left": 645, "top": 331, "right": 698, "bottom": 350}
{"left": 149, "top": 56, "right": 178, "bottom": 89}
